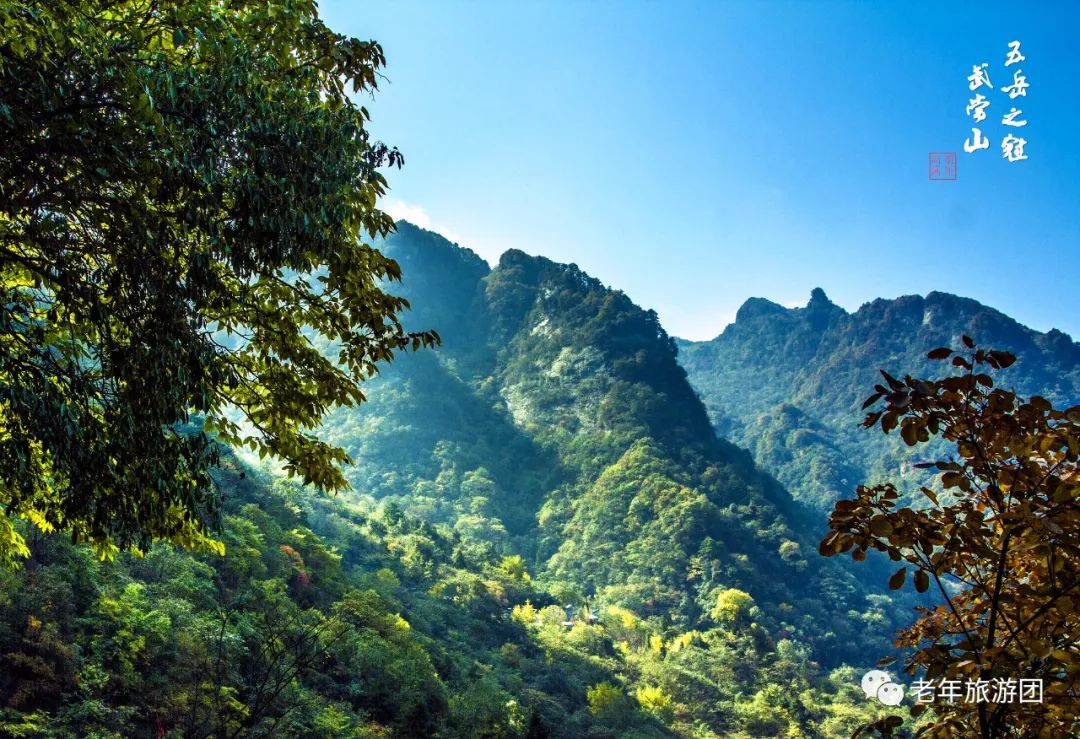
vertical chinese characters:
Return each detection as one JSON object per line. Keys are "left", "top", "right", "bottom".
{"left": 962, "top": 41, "right": 1029, "bottom": 162}
{"left": 964, "top": 63, "right": 992, "bottom": 153}
{"left": 1000, "top": 40, "right": 1028, "bottom": 162}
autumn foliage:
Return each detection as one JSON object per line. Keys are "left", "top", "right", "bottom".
{"left": 822, "top": 338, "right": 1079, "bottom": 738}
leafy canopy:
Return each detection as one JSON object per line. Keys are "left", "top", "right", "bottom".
{"left": 821, "top": 338, "right": 1080, "bottom": 738}
{"left": 0, "top": 0, "right": 437, "bottom": 564}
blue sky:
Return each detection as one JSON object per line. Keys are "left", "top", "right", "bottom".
{"left": 321, "top": 0, "right": 1080, "bottom": 341}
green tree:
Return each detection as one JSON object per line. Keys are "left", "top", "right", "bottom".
{"left": 498, "top": 554, "right": 530, "bottom": 582}
{"left": 822, "top": 339, "right": 1080, "bottom": 738}
{"left": 586, "top": 681, "right": 628, "bottom": 718}
{"left": 710, "top": 587, "right": 758, "bottom": 629}
{"left": 0, "top": 0, "right": 437, "bottom": 564}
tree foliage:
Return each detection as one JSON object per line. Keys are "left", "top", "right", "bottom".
{"left": 0, "top": 0, "right": 437, "bottom": 563}
{"left": 0, "top": 452, "right": 908, "bottom": 738}
{"left": 822, "top": 338, "right": 1080, "bottom": 738}
{"left": 0, "top": 210, "right": 936, "bottom": 736}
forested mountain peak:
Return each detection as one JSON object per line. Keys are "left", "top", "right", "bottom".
{"left": 375, "top": 221, "right": 491, "bottom": 341}
{"left": 389, "top": 220, "right": 490, "bottom": 276}
{"left": 8, "top": 0, "right": 1075, "bottom": 730}
{"left": 729, "top": 288, "right": 846, "bottom": 336}
{"left": 315, "top": 222, "right": 905, "bottom": 677}
{"left": 678, "top": 289, "right": 1080, "bottom": 512}
{"left": 807, "top": 286, "right": 831, "bottom": 305}
{"left": 0, "top": 213, "right": 931, "bottom": 735}
{"left": 733, "top": 296, "right": 788, "bottom": 323}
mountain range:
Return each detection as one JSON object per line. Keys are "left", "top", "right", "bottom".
{"left": 6, "top": 220, "right": 1077, "bottom": 737}
{"left": 677, "top": 287, "right": 1080, "bottom": 512}
{"left": 318, "top": 222, "right": 897, "bottom": 658}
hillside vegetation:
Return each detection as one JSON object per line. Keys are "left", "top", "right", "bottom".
{"left": 677, "top": 289, "right": 1080, "bottom": 512}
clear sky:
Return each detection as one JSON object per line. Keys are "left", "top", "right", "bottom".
{"left": 320, "top": 0, "right": 1080, "bottom": 341}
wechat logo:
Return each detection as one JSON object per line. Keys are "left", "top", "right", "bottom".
{"left": 862, "top": 670, "right": 905, "bottom": 706}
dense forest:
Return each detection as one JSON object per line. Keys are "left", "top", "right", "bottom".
{"left": 2, "top": 2, "right": 1076, "bottom": 736}
{"left": 318, "top": 223, "right": 903, "bottom": 652}
{"left": 7, "top": 219, "right": 1074, "bottom": 736}
{"left": 0, "top": 446, "right": 900, "bottom": 737}
{"left": 4, "top": 219, "right": 1076, "bottom": 736}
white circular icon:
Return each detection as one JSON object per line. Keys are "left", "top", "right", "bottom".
{"left": 861, "top": 670, "right": 905, "bottom": 706}
{"left": 877, "top": 681, "right": 905, "bottom": 706}
{"left": 861, "top": 670, "right": 892, "bottom": 699}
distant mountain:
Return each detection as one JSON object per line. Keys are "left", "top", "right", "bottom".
{"left": 676, "top": 289, "right": 1080, "bottom": 513}
{"left": 316, "top": 222, "right": 902, "bottom": 666}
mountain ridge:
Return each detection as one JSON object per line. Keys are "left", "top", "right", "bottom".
{"left": 708, "top": 287, "right": 1076, "bottom": 346}
{"left": 677, "top": 286, "right": 1080, "bottom": 513}
{"left": 311, "top": 220, "right": 905, "bottom": 664}
{"left": 0, "top": 219, "right": 946, "bottom": 737}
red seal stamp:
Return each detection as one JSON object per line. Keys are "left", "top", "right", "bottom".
{"left": 929, "top": 152, "right": 957, "bottom": 180}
